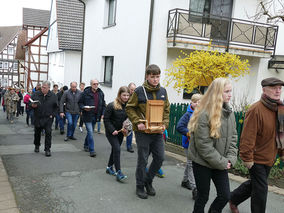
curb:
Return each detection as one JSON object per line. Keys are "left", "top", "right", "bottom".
{"left": 0, "top": 157, "right": 20, "bottom": 213}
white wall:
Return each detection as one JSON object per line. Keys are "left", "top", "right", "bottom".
{"left": 82, "top": 0, "right": 152, "bottom": 104}
{"left": 64, "top": 51, "right": 81, "bottom": 85}
{"left": 47, "top": 0, "right": 59, "bottom": 53}
{"left": 48, "top": 51, "right": 65, "bottom": 86}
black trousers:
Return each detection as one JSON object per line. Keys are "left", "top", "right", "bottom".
{"left": 106, "top": 132, "right": 124, "bottom": 172}
{"left": 230, "top": 163, "right": 271, "bottom": 213}
{"left": 34, "top": 118, "right": 53, "bottom": 151}
{"left": 192, "top": 162, "right": 230, "bottom": 213}
{"left": 135, "top": 131, "right": 164, "bottom": 186}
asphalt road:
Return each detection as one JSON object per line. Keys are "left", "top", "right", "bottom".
{"left": 0, "top": 111, "right": 283, "bottom": 213}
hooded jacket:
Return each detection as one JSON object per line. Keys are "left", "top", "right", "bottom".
{"left": 78, "top": 86, "right": 106, "bottom": 122}
{"left": 126, "top": 81, "right": 170, "bottom": 132}
{"left": 188, "top": 103, "right": 238, "bottom": 170}
{"left": 176, "top": 104, "right": 194, "bottom": 148}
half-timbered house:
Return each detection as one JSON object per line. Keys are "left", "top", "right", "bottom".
{"left": 16, "top": 8, "right": 50, "bottom": 90}
{"left": 0, "top": 26, "right": 22, "bottom": 87}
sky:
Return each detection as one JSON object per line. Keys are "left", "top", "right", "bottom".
{"left": 0, "top": 0, "right": 52, "bottom": 26}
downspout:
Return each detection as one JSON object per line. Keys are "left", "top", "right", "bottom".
{"left": 145, "top": 0, "right": 154, "bottom": 68}
{"left": 79, "top": 0, "right": 86, "bottom": 83}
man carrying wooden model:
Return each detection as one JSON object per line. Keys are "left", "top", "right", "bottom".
{"left": 126, "top": 64, "right": 170, "bottom": 199}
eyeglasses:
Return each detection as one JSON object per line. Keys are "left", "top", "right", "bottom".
{"left": 92, "top": 83, "right": 99, "bottom": 85}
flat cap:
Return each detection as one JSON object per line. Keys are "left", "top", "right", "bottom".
{"left": 261, "top": 77, "right": 284, "bottom": 87}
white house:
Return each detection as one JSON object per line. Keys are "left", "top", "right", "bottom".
{"left": 80, "top": 0, "right": 284, "bottom": 104}
{"left": 47, "top": 0, "right": 84, "bottom": 87}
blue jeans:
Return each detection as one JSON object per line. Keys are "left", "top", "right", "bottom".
{"left": 65, "top": 112, "right": 79, "bottom": 137}
{"left": 56, "top": 114, "right": 65, "bottom": 131}
{"left": 126, "top": 131, "right": 133, "bottom": 149}
{"left": 84, "top": 115, "right": 97, "bottom": 153}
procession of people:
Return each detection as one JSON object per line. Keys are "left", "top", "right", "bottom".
{"left": 0, "top": 65, "right": 284, "bottom": 213}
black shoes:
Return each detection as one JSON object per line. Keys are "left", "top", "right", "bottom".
{"left": 136, "top": 185, "right": 148, "bottom": 199}
{"left": 181, "top": 180, "right": 192, "bottom": 190}
{"left": 127, "top": 147, "right": 134, "bottom": 153}
{"left": 45, "top": 150, "right": 51, "bottom": 157}
{"left": 34, "top": 146, "right": 39, "bottom": 153}
{"left": 145, "top": 181, "right": 156, "bottom": 196}
{"left": 60, "top": 130, "right": 65, "bottom": 135}
{"left": 90, "top": 152, "right": 96, "bottom": 157}
{"left": 192, "top": 187, "right": 198, "bottom": 200}
{"left": 84, "top": 146, "right": 89, "bottom": 152}
{"left": 69, "top": 136, "right": 77, "bottom": 140}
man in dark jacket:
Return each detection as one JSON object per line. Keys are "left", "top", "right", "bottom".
{"left": 31, "top": 80, "right": 58, "bottom": 157}
{"left": 78, "top": 79, "right": 106, "bottom": 157}
{"left": 60, "top": 82, "right": 81, "bottom": 141}
{"left": 126, "top": 64, "right": 170, "bottom": 199}
{"left": 56, "top": 86, "right": 68, "bottom": 134}
{"left": 230, "top": 77, "right": 284, "bottom": 213}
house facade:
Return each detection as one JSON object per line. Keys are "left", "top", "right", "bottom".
{"left": 0, "top": 26, "right": 22, "bottom": 87}
{"left": 80, "top": 0, "right": 284, "bottom": 104}
{"left": 47, "top": 0, "right": 84, "bottom": 87}
{"left": 16, "top": 8, "right": 50, "bottom": 90}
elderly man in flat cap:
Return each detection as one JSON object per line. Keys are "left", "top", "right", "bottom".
{"left": 229, "top": 77, "right": 284, "bottom": 213}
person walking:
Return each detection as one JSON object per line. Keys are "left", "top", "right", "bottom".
{"left": 187, "top": 78, "right": 238, "bottom": 213}
{"left": 15, "top": 88, "right": 23, "bottom": 117}
{"left": 104, "top": 86, "right": 130, "bottom": 182}
{"left": 126, "top": 64, "right": 170, "bottom": 199}
{"left": 60, "top": 82, "right": 81, "bottom": 141}
{"left": 79, "top": 79, "right": 106, "bottom": 157}
{"left": 4, "top": 87, "right": 19, "bottom": 123}
{"left": 126, "top": 82, "right": 136, "bottom": 153}
{"left": 56, "top": 86, "right": 68, "bottom": 134}
{"left": 24, "top": 89, "right": 34, "bottom": 126}
{"left": 30, "top": 81, "right": 58, "bottom": 157}
{"left": 176, "top": 93, "right": 202, "bottom": 200}
{"left": 229, "top": 77, "right": 284, "bottom": 213}
{"left": 79, "top": 82, "right": 85, "bottom": 132}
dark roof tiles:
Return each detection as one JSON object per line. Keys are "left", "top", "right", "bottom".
{"left": 23, "top": 8, "right": 50, "bottom": 27}
{"left": 0, "top": 26, "right": 22, "bottom": 53}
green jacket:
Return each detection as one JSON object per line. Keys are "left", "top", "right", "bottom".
{"left": 126, "top": 81, "right": 170, "bottom": 132}
{"left": 188, "top": 103, "right": 238, "bottom": 170}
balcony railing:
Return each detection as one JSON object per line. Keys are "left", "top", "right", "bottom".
{"left": 167, "top": 9, "right": 278, "bottom": 55}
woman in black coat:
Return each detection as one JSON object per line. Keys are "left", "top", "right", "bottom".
{"left": 104, "top": 86, "right": 130, "bottom": 182}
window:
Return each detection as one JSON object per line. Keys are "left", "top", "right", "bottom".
{"left": 183, "top": 86, "right": 208, "bottom": 99}
{"left": 8, "top": 47, "right": 14, "bottom": 55}
{"left": 0, "top": 62, "right": 2, "bottom": 69}
{"left": 13, "top": 62, "right": 18, "bottom": 70}
{"left": 106, "top": 0, "right": 116, "bottom": 27}
{"left": 103, "top": 56, "right": 114, "bottom": 86}
{"left": 189, "top": 0, "right": 233, "bottom": 43}
{"left": 3, "top": 62, "right": 8, "bottom": 69}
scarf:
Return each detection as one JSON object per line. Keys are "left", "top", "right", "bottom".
{"left": 261, "top": 94, "right": 284, "bottom": 149}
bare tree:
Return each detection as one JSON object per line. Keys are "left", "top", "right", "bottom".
{"left": 250, "top": 0, "right": 284, "bottom": 23}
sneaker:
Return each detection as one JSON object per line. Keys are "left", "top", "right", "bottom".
{"left": 116, "top": 170, "right": 127, "bottom": 182}
{"left": 64, "top": 137, "right": 69, "bottom": 141}
{"left": 97, "top": 131, "right": 101, "bottom": 134}
{"left": 181, "top": 180, "right": 192, "bottom": 190}
{"left": 84, "top": 146, "right": 89, "bottom": 152}
{"left": 69, "top": 136, "right": 77, "bottom": 140}
{"left": 145, "top": 181, "right": 156, "bottom": 196}
{"left": 136, "top": 185, "right": 148, "bottom": 199}
{"left": 192, "top": 187, "right": 198, "bottom": 200}
{"left": 156, "top": 168, "right": 165, "bottom": 178}
{"left": 127, "top": 147, "right": 134, "bottom": 153}
{"left": 79, "top": 127, "right": 83, "bottom": 133}
{"left": 60, "top": 130, "right": 65, "bottom": 135}
{"left": 106, "top": 166, "right": 116, "bottom": 176}
{"left": 90, "top": 151, "right": 96, "bottom": 157}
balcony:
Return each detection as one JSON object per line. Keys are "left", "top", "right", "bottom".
{"left": 167, "top": 9, "right": 278, "bottom": 57}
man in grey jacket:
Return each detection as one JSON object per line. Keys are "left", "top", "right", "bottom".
{"left": 60, "top": 82, "right": 81, "bottom": 141}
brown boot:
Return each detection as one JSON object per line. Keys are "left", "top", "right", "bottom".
{"left": 229, "top": 201, "right": 239, "bottom": 213}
